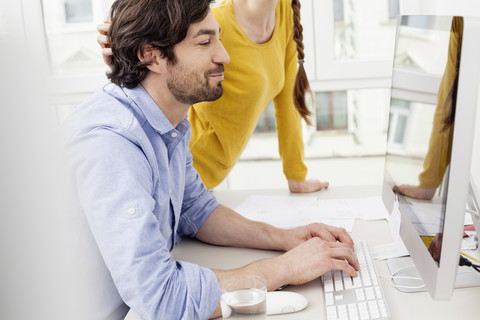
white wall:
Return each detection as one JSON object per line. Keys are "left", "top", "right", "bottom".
{"left": 400, "top": 0, "right": 480, "bottom": 16}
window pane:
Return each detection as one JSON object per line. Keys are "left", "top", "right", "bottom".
{"left": 389, "top": 0, "right": 400, "bottom": 19}
{"left": 333, "top": 0, "right": 398, "bottom": 60}
{"left": 332, "top": 91, "right": 347, "bottom": 128}
{"left": 315, "top": 91, "right": 348, "bottom": 130}
{"left": 333, "top": 0, "right": 344, "bottom": 22}
{"left": 393, "top": 114, "right": 407, "bottom": 144}
{"left": 388, "top": 99, "right": 435, "bottom": 156}
{"left": 388, "top": 99, "right": 411, "bottom": 146}
{"left": 65, "top": 0, "right": 93, "bottom": 23}
{"left": 391, "top": 98, "right": 410, "bottom": 110}
{"left": 315, "top": 92, "right": 331, "bottom": 129}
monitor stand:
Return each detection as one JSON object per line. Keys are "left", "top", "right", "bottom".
{"left": 388, "top": 178, "right": 480, "bottom": 293}
{"left": 386, "top": 255, "right": 480, "bottom": 293}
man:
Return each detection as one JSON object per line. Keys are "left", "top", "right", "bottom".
{"left": 62, "top": 0, "right": 359, "bottom": 319}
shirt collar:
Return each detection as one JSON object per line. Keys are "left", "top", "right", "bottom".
{"left": 121, "top": 84, "right": 191, "bottom": 135}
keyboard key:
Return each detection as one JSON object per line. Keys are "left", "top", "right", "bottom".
{"left": 358, "top": 302, "right": 369, "bottom": 320}
{"left": 365, "top": 287, "right": 375, "bottom": 300}
{"left": 378, "top": 300, "right": 388, "bottom": 317}
{"left": 334, "top": 270, "right": 344, "bottom": 291}
{"left": 325, "top": 279, "right": 334, "bottom": 293}
{"left": 348, "top": 303, "right": 359, "bottom": 320}
{"left": 355, "top": 288, "right": 365, "bottom": 301}
{"left": 322, "top": 240, "right": 390, "bottom": 320}
{"left": 326, "top": 306, "right": 337, "bottom": 319}
{"left": 325, "top": 292, "right": 334, "bottom": 305}
{"left": 368, "top": 301, "right": 380, "bottom": 319}
{"left": 353, "top": 275, "right": 362, "bottom": 288}
{"left": 338, "top": 304, "right": 348, "bottom": 318}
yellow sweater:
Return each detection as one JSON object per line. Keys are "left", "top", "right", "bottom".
{"left": 418, "top": 17, "right": 463, "bottom": 188}
{"left": 188, "top": 0, "right": 307, "bottom": 189}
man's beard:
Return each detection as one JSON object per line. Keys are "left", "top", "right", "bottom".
{"left": 166, "top": 62, "right": 224, "bottom": 105}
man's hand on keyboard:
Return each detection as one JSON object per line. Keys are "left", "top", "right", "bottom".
{"left": 280, "top": 223, "right": 354, "bottom": 251}
{"left": 274, "top": 237, "right": 359, "bottom": 286}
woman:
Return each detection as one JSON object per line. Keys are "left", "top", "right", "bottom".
{"left": 98, "top": 0, "right": 329, "bottom": 193}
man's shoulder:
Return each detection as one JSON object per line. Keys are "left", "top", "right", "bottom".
{"left": 61, "top": 83, "right": 140, "bottom": 142}
{"left": 68, "top": 84, "right": 135, "bottom": 125}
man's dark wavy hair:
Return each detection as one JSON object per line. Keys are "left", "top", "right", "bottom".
{"left": 107, "top": 0, "right": 214, "bottom": 88}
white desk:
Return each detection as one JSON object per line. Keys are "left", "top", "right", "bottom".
{"left": 127, "top": 185, "right": 480, "bottom": 319}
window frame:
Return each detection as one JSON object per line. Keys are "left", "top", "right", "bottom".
{"left": 301, "top": 0, "right": 394, "bottom": 93}
{"left": 24, "top": 0, "right": 110, "bottom": 109}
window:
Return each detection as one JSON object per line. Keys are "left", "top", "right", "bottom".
{"left": 315, "top": 91, "right": 348, "bottom": 131}
{"left": 387, "top": 99, "right": 411, "bottom": 147}
{"left": 41, "top": 0, "right": 108, "bottom": 76}
{"left": 254, "top": 101, "right": 276, "bottom": 133}
{"left": 389, "top": 0, "right": 400, "bottom": 19}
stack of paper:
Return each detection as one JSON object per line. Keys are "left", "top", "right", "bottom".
{"left": 234, "top": 195, "right": 389, "bottom": 232}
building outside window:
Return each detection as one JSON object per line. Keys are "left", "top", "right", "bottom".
{"left": 315, "top": 91, "right": 348, "bottom": 131}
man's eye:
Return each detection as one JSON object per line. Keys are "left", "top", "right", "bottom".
{"left": 200, "top": 40, "right": 211, "bottom": 46}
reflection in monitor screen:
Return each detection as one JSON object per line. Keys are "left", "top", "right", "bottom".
{"left": 386, "top": 16, "right": 460, "bottom": 264}
{"left": 382, "top": 15, "right": 480, "bottom": 300}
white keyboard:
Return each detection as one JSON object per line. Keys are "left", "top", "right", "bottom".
{"left": 321, "top": 241, "right": 390, "bottom": 320}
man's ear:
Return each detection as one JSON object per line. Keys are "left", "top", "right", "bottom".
{"left": 138, "top": 44, "right": 166, "bottom": 71}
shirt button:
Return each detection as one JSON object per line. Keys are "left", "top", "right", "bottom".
{"left": 128, "top": 208, "right": 136, "bottom": 215}
{"left": 171, "top": 132, "right": 178, "bottom": 138}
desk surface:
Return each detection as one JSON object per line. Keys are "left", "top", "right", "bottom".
{"left": 127, "top": 186, "right": 480, "bottom": 320}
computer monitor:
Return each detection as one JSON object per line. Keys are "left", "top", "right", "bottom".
{"left": 382, "top": 15, "right": 480, "bottom": 300}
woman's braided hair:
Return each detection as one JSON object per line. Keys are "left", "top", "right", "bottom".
{"left": 291, "top": 0, "right": 312, "bottom": 125}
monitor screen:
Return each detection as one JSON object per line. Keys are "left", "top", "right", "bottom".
{"left": 385, "top": 15, "right": 456, "bottom": 264}
{"left": 382, "top": 15, "right": 480, "bottom": 299}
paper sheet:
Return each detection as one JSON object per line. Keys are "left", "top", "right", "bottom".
{"left": 234, "top": 195, "right": 389, "bottom": 232}
{"left": 409, "top": 202, "right": 444, "bottom": 236}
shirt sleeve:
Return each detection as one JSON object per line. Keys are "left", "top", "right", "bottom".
{"left": 64, "top": 124, "right": 220, "bottom": 320}
{"left": 178, "top": 142, "right": 220, "bottom": 238}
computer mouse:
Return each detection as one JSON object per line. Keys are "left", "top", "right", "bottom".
{"left": 266, "top": 291, "right": 308, "bottom": 315}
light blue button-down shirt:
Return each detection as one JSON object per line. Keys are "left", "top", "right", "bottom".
{"left": 62, "top": 83, "right": 221, "bottom": 320}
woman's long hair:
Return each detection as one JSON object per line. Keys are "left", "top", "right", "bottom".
{"left": 291, "top": 0, "right": 313, "bottom": 125}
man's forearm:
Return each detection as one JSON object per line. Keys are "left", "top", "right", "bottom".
{"left": 195, "top": 205, "right": 288, "bottom": 251}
